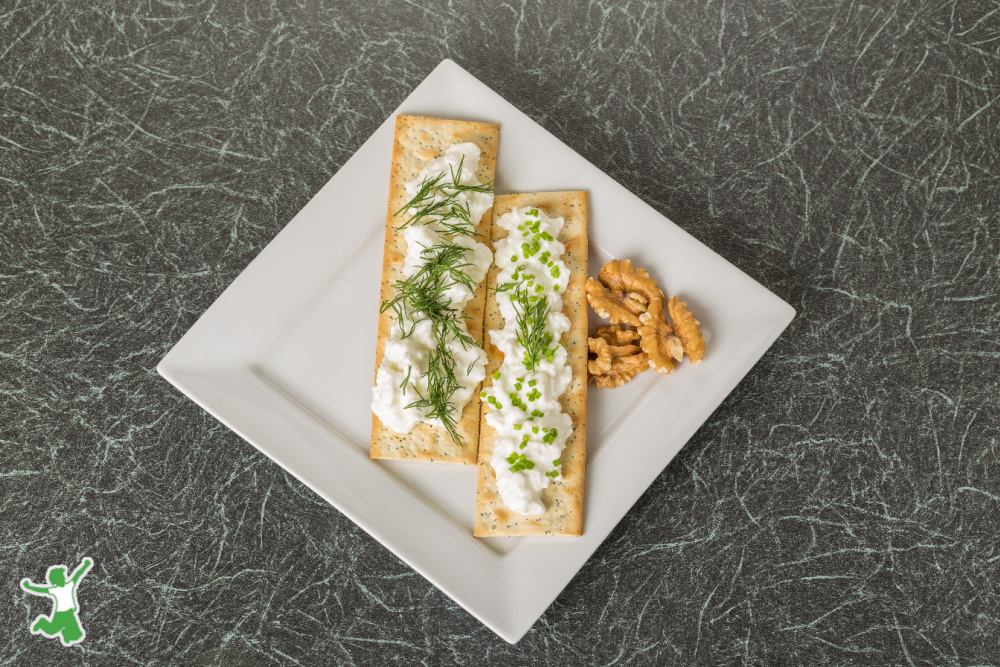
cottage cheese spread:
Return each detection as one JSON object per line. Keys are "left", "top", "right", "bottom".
{"left": 371, "top": 143, "right": 494, "bottom": 437}
{"left": 481, "top": 206, "right": 573, "bottom": 514}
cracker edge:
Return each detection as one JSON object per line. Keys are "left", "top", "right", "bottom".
{"left": 370, "top": 115, "right": 499, "bottom": 464}
{"left": 474, "top": 191, "right": 589, "bottom": 536}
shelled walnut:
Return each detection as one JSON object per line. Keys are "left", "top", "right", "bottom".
{"left": 638, "top": 297, "right": 683, "bottom": 374}
{"left": 585, "top": 259, "right": 664, "bottom": 327}
{"left": 591, "top": 323, "right": 641, "bottom": 347}
{"left": 586, "top": 259, "right": 707, "bottom": 388}
{"left": 667, "top": 296, "right": 706, "bottom": 365}
{"left": 587, "top": 326, "right": 649, "bottom": 388}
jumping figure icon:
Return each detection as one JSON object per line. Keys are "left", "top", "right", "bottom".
{"left": 20, "top": 557, "right": 93, "bottom": 646}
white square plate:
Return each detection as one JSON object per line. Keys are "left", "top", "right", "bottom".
{"left": 158, "top": 59, "right": 794, "bottom": 643}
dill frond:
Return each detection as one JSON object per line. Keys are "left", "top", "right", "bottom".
{"left": 509, "top": 284, "right": 555, "bottom": 372}
{"left": 380, "top": 153, "right": 492, "bottom": 445}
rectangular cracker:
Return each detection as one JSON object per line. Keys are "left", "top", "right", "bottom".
{"left": 370, "top": 115, "right": 499, "bottom": 464}
{"left": 475, "top": 192, "right": 589, "bottom": 536}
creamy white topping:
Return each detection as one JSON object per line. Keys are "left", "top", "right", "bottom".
{"left": 481, "top": 206, "right": 573, "bottom": 515}
{"left": 371, "top": 143, "right": 494, "bottom": 437}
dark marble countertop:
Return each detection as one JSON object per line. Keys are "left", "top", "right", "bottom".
{"left": 3, "top": 1, "right": 999, "bottom": 664}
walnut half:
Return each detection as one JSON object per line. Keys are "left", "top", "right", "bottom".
{"left": 638, "top": 297, "right": 683, "bottom": 374}
{"left": 587, "top": 325, "right": 649, "bottom": 388}
{"left": 667, "top": 296, "right": 706, "bottom": 365}
{"left": 585, "top": 259, "right": 664, "bottom": 328}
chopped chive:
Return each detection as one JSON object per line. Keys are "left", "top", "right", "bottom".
{"left": 508, "top": 452, "right": 536, "bottom": 473}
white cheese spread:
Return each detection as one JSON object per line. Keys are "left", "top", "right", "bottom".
{"left": 371, "top": 143, "right": 494, "bottom": 439}
{"left": 481, "top": 206, "right": 573, "bottom": 515}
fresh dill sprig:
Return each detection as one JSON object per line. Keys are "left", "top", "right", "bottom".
{"left": 380, "top": 244, "right": 477, "bottom": 349}
{"left": 395, "top": 156, "right": 493, "bottom": 234}
{"left": 379, "top": 248, "right": 476, "bottom": 444}
{"left": 404, "top": 334, "right": 462, "bottom": 441}
{"left": 399, "top": 365, "right": 412, "bottom": 396}
{"left": 417, "top": 243, "right": 478, "bottom": 294}
{"left": 380, "top": 154, "right": 491, "bottom": 445}
{"left": 509, "top": 284, "right": 555, "bottom": 371}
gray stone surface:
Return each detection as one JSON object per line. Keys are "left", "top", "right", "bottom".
{"left": 2, "top": 0, "right": 999, "bottom": 664}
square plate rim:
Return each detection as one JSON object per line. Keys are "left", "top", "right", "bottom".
{"left": 157, "top": 58, "right": 796, "bottom": 643}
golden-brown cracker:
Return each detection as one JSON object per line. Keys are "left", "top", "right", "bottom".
{"left": 475, "top": 191, "right": 589, "bottom": 536}
{"left": 370, "top": 115, "right": 499, "bottom": 464}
